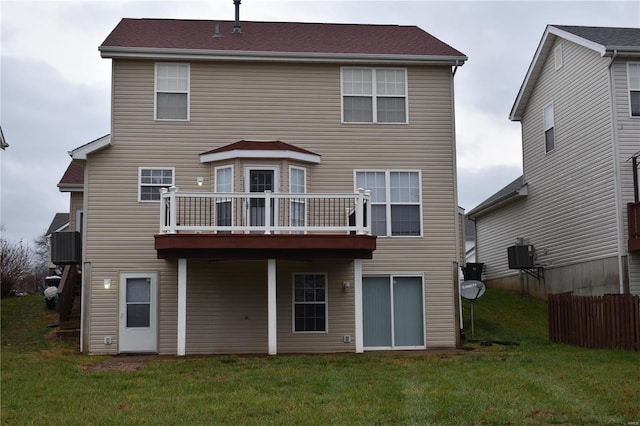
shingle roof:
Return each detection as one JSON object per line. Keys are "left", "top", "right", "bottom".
{"left": 46, "top": 213, "right": 69, "bottom": 235}
{"left": 467, "top": 175, "right": 527, "bottom": 219}
{"left": 553, "top": 25, "right": 640, "bottom": 49}
{"left": 58, "top": 161, "right": 84, "bottom": 186}
{"left": 100, "top": 19, "right": 466, "bottom": 60}
{"left": 201, "top": 140, "right": 318, "bottom": 156}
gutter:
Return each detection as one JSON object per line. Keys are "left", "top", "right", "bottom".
{"left": 99, "top": 46, "right": 468, "bottom": 66}
{"left": 467, "top": 184, "right": 528, "bottom": 220}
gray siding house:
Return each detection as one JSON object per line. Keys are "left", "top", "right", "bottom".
{"left": 59, "top": 16, "right": 468, "bottom": 355}
{"left": 468, "top": 25, "right": 640, "bottom": 297}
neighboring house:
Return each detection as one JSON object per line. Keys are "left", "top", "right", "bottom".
{"left": 55, "top": 14, "right": 467, "bottom": 355}
{"left": 0, "top": 126, "right": 8, "bottom": 150}
{"left": 57, "top": 159, "right": 87, "bottom": 235}
{"left": 468, "top": 25, "right": 640, "bottom": 297}
{"left": 464, "top": 216, "right": 476, "bottom": 264}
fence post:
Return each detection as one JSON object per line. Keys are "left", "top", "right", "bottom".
{"left": 168, "top": 186, "right": 178, "bottom": 234}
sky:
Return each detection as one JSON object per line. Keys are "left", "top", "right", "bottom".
{"left": 1, "top": 0, "right": 638, "bottom": 244}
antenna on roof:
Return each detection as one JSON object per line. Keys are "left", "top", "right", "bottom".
{"left": 232, "top": 0, "right": 242, "bottom": 34}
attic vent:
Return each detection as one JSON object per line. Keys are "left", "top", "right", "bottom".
{"left": 232, "top": 0, "right": 242, "bottom": 34}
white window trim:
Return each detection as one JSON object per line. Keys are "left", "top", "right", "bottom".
{"left": 340, "top": 67, "right": 409, "bottom": 124}
{"left": 543, "top": 103, "right": 555, "bottom": 153}
{"left": 154, "top": 62, "right": 190, "bottom": 121}
{"left": 363, "top": 273, "right": 426, "bottom": 351}
{"left": 554, "top": 44, "right": 563, "bottom": 70}
{"left": 138, "top": 167, "right": 175, "bottom": 202}
{"left": 289, "top": 166, "right": 307, "bottom": 230}
{"left": 354, "top": 169, "right": 423, "bottom": 238}
{"left": 214, "top": 164, "right": 234, "bottom": 192}
{"left": 292, "top": 272, "right": 329, "bottom": 334}
{"left": 627, "top": 62, "right": 640, "bottom": 118}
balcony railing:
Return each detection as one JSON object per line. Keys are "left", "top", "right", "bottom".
{"left": 628, "top": 202, "right": 640, "bottom": 252}
{"left": 159, "top": 187, "right": 372, "bottom": 235}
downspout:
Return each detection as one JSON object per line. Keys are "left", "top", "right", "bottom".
{"left": 607, "top": 49, "right": 626, "bottom": 293}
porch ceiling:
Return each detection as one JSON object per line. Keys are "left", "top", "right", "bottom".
{"left": 154, "top": 233, "right": 376, "bottom": 260}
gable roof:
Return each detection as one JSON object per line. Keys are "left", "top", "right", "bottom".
{"left": 70, "top": 134, "right": 111, "bottom": 160}
{"left": 0, "top": 126, "right": 7, "bottom": 150}
{"left": 58, "top": 161, "right": 84, "bottom": 192}
{"left": 510, "top": 24, "right": 640, "bottom": 121}
{"left": 467, "top": 175, "right": 528, "bottom": 219}
{"left": 200, "top": 140, "right": 321, "bottom": 164}
{"left": 46, "top": 213, "right": 70, "bottom": 236}
{"left": 100, "top": 19, "right": 467, "bottom": 65}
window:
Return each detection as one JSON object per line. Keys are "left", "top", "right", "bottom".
{"left": 289, "top": 166, "right": 306, "bottom": 229}
{"left": 355, "top": 170, "right": 421, "bottom": 236}
{"left": 543, "top": 104, "right": 555, "bottom": 153}
{"left": 215, "top": 166, "right": 233, "bottom": 228}
{"left": 554, "top": 44, "right": 563, "bottom": 70}
{"left": 139, "top": 168, "right": 174, "bottom": 201}
{"left": 293, "top": 274, "right": 327, "bottom": 332}
{"left": 629, "top": 63, "right": 640, "bottom": 117}
{"left": 342, "top": 68, "right": 407, "bottom": 123}
{"left": 155, "top": 63, "right": 189, "bottom": 120}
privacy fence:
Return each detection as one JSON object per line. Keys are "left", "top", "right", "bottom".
{"left": 548, "top": 292, "right": 640, "bottom": 351}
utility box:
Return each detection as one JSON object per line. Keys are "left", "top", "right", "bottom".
{"left": 507, "top": 245, "right": 535, "bottom": 269}
{"left": 51, "top": 231, "right": 82, "bottom": 265}
{"left": 462, "top": 263, "right": 484, "bottom": 281}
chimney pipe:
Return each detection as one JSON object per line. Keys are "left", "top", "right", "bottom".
{"left": 232, "top": 0, "right": 242, "bottom": 34}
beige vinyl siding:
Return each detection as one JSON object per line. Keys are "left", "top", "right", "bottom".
{"left": 69, "top": 192, "right": 83, "bottom": 232}
{"left": 84, "top": 59, "right": 459, "bottom": 354}
{"left": 612, "top": 59, "right": 640, "bottom": 292}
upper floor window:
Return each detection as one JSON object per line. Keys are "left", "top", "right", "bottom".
{"left": 139, "top": 167, "right": 174, "bottom": 202}
{"left": 543, "top": 104, "right": 555, "bottom": 153}
{"left": 629, "top": 63, "right": 640, "bottom": 117}
{"left": 215, "top": 166, "right": 233, "bottom": 227}
{"left": 342, "top": 68, "right": 407, "bottom": 124}
{"left": 155, "top": 63, "right": 189, "bottom": 120}
{"left": 289, "top": 166, "right": 307, "bottom": 229}
{"left": 355, "top": 170, "right": 421, "bottom": 236}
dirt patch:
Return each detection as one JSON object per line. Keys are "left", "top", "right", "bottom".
{"left": 79, "top": 355, "right": 172, "bottom": 372}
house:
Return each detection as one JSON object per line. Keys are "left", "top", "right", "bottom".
{"left": 468, "top": 25, "right": 640, "bottom": 298}
{"left": 54, "top": 11, "right": 467, "bottom": 355}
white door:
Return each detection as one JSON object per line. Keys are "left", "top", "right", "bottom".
{"left": 119, "top": 272, "right": 158, "bottom": 353}
{"left": 245, "top": 167, "right": 279, "bottom": 228}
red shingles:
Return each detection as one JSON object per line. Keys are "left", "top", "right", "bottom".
{"left": 58, "top": 161, "right": 84, "bottom": 186}
{"left": 201, "top": 140, "right": 319, "bottom": 156}
{"left": 101, "top": 19, "right": 465, "bottom": 58}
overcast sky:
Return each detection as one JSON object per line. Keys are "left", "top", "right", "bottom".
{"left": 1, "top": 0, "right": 638, "bottom": 243}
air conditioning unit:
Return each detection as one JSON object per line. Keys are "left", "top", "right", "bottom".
{"left": 507, "top": 245, "right": 535, "bottom": 269}
{"left": 51, "top": 232, "right": 82, "bottom": 265}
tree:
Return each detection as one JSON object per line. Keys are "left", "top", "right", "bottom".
{"left": 0, "top": 230, "right": 50, "bottom": 297}
{"left": 0, "top": 236, "right": 32, "bottom": 297}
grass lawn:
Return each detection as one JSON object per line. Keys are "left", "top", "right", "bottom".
{"left": 2, "top": 290, "right": 639, "bottom": 425}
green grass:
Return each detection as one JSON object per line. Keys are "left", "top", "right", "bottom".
{"left": 2, "top": 291, "right": 639, "bottom": 425}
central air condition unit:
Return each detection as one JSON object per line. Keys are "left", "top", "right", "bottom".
{"left": 507, "top": 245, "right": 535, "bottom": 269}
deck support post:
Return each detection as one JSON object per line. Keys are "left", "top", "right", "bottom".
{"left": 354, "top": 259, "right": 364, "bottom": 353}
{"left": 177, "top": 258, "right": 187, "bottom": 356}
{"left": 268, "top": 258, "right": 277, "bottom": 355}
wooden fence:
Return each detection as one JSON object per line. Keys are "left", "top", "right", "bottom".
{"left": 548, "top": 293, "right": 640, "bottom": 351}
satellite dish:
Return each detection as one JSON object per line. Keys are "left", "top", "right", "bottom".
{"left": 460, "top": 280, "right": 486, "bottom": 300}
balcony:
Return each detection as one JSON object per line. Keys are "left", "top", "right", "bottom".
{"left": 629, "top": 202, "right": 640, "bottom": 252}
{"left": 154, "top": 188, "right": 376, "bottom": 260}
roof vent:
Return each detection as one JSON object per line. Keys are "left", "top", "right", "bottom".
{"left": 232, "top": 0, "right": 242, "bottom": 34}
{"left": 213, "top": 23, "right": 222, "bottom": 38}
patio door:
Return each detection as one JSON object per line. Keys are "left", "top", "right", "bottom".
{"left": 119, "top": 272, "right": 158, "bottom": 353}
{"left": 245, "top": 167, "right": 278, "bottom": 228}
{"left": 362, "top": 276, "right": 425, "bottom": 349}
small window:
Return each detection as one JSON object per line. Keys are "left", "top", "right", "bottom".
{"left": 293, "top": 274, "right": 327, "bottom": 332}
{"left": 289, "top": 166, "right": 306, "bottom": 229}
{"left": 554, "top": 44, "right": 563, "bottom": 70}
{"left": 139, "top": 168, "right": 174, "bottom": 202}
{"left": 342, "top": 68, "right": 407, "bottom": 123}
{"left": 215, "top": 166, "right": 233, "bottom": 228}
{"left": 155, "top": 63, "right": 189, "bottom": 120}
{"left": 543, "top": 104, "right": 555, "bottom": 153}
{"left": 628, "top": 63, "right": 640, "bottom": 117}
{"left": 355, "top": 170, "right": 421, "bottom": 236}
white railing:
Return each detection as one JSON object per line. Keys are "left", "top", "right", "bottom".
{"left": 159, "top": 187, "right": 372, "bottom": 235}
